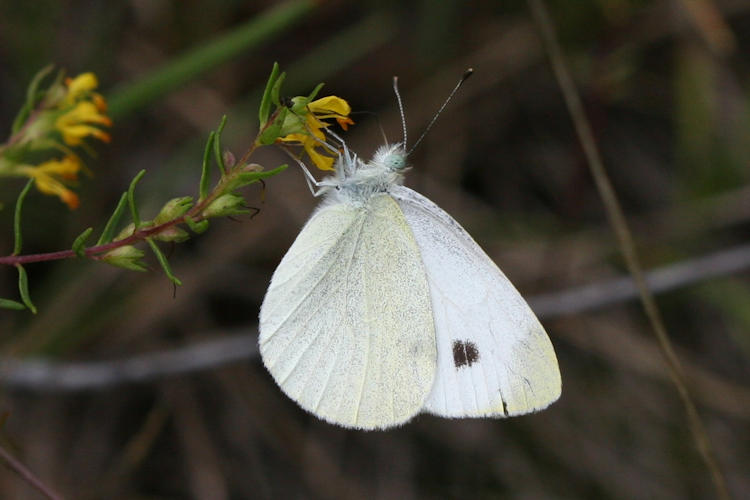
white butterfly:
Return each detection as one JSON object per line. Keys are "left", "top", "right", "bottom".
{"left": 259, "top": 77, "right": 561, "bottom": 430}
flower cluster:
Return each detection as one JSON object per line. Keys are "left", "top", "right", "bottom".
{"left": 1, "top": 63, "right": 353, "bottom": 314}
{"left": 0, "top": 69, "right": 112, "bottom": 209}
{"left": 277, "top": 96, "right": 353, "bottom": 170}
{"left": 256, "top": 63, "right": 354, "bottom": 171}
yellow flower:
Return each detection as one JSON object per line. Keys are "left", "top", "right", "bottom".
{"left": 278, "top": 96, "right": 354, "bottom": 171}
{"left": 19, "top": 156, "right": 82, "bottom": 209}
{"left": 55, "top": 101, "right": 112, "bottom": 146}
{"left": 278, "top": 114, "right": 337, "bottom": 170}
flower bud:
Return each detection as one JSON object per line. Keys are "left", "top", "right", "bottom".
{"left": 154, "top": 196, "right": 193, "bottom": 225}
{"left": 101, "top": 245, "right": 146, "bottom": 271}
{"left": 202, "top": 193, "right": 247, "bottom": 218}
{"left": 153, "top": 226, "right": 190, "bottom": 243}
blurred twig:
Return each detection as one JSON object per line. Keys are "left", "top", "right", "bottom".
{"left": 531, "top": 243, "right": 750, "bottom": 317}
{"left": 0, "top": 334, "right": 256, "bottom": 391}
{"left": 678, "top": 0, "right": 736, "bottom": 55}
{"left": 0, "top": 444, "right": 63, "bottom": 500}
{"left": 526, "top": 0, "right": 730, "bottom": 498}
{"left": 2, "top": 243, "right": 750, "bottom": 391}
{"left": 94, "top": 404, "right": 170, "bottom": 499}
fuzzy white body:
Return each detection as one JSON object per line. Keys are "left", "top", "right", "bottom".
{"left": 259, "top": 144, "right": 561, "bottom": 430}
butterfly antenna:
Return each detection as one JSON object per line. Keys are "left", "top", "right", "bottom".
{"left": 393, "top": 76, "right": 407, "bottom": 149}
{"left": 407, "top": 68, "right": 473, "bottom": 155}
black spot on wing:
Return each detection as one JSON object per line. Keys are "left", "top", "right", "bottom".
{"left": 452, "top": 340, "right": 479, "bottom": 369}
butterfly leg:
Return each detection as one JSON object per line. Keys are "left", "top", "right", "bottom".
{"left": 290, "top": 154, "right": 332, "bottom": 197}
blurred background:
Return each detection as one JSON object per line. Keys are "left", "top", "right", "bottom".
{"left": 1, "top": 0, "right": 749, "bottom": 498}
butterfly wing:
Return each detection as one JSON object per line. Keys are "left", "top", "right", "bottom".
{"left": 391, "top": 185, "right": 561, "bottom": 418}
{"left": 259, "top": 194, "right": 437, "bottom": 429}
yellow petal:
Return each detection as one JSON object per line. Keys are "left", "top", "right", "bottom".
{"left": 309, "top": 96, "right": 351, "bottom": 117}
{"left": 304, "top": 143, "right": 335, "bottom": 171}
{"left": 56, "top": 101, "right": 112, "bottom": 146}
{"left": 60, "top": 101, "right": 112, "bottom": 126}
{"left": 36, "top": 156, "right": 81, "bottom": 179}
{"left": 65, "top": 73, "right": 99, "bottom": 104}
{"left": 92, "top": 93, "right": 108, "bottom": 112}
{"left": 277, "top": 133, "right": 309, "bottom": 144}
{"left": 336, "top": 116, "right": 355, "bottom": 131}
{"left": 58, "top": 125, "right": 111, "bottom": 146}
{"left": 30, "top": 171, "right": 80, "bottom": 209}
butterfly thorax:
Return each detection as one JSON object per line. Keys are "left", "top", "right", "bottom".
{"left": 324, "top": 144, "right": 409, "bottom": 205}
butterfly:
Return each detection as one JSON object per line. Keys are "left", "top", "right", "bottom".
{"left": 258, "top": 72, "right": 561, "bottom": 430}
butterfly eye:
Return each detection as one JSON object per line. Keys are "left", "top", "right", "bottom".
{"left": 385, "top": 153, "right": 406, "bottom": 171}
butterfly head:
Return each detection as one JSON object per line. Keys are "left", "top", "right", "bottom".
{"left": 371, "top": 143, "right": 408, "bottom": 172}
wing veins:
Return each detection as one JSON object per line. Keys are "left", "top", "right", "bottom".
{"left": 275, "top": 213, "right": 367, "bottom": 384}
{"left": 262, "top": 213, "right": 365, "bottom": 343}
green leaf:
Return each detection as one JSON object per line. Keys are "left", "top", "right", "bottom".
{"left": 199, "top": 131, "right": 216, "bottom": 202}
{"left": 0, "top": 298, "right": 26, "bottom": 311}
{"left": 259, "top": 62, "right": 280, "bottom": 126}
{"left": 270, "top": 71, "right": 286, "bottom": 107}
{"left": 305, "top": 82, "right": 324, "bottom": 105}
{"left": 27, "top": 65, "right": 55, "bottom": 108}
{"left": 184, "top": 216, "right": 209, "bottom": 234}
{"left": 97, "top": 192, "right": 129, "bottom": 245}
{"left": 16, "top": 265, "right": 36, "bottom": 314}
{"left": 213, "top": 115, "right": 228, "bottom": 174}
{"left": 146, "top": 238, "right": 183, "bottom": 286}
{"left": 128, "top": 169, "right": 147, "bottom": 229}
{"left": 72, "top": 227, "right": 94, "bottom": 257}
{"left": 12, "top": 179, "right": 34, "bottom": 256}
{"left": 11, "top": 65, "right": 54, "bottom": 134}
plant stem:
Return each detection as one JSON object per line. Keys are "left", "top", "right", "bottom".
{"left": 526, "top": 0, "right": 730, "bottom": 498}
{"left": 0, "top": 444, "right": 63, "bottom": 500}
{"left": 0, "top": 151, "right": 258, "bottom": 267}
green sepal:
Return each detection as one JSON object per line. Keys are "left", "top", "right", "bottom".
{"left": 128, "top": 169, "right": 147, "bottom": 228}
{"left": 96, "top": 192, "right": 129, "bottom": 245}
{"left": 259, "top": 62, "right": 280, "bottom": 127}
{"left": 0, "top": 298, "right": 26, "bottom": 311}
{"left": 199, "top": 131, "right": 215, "bottom": 202}
{"left": 184, "top": 215, "right": 209, "bottom": 234}
{"left": 101, "top": 245, "right": 147, "bottom": 271}
{"left": 16, "top": 265, "right": 36, "bottom": 314}
{"left": 72, "top": 227, "right": 94, "bottom": 257}
{"left": 202, "top": 193, "right": 249, "bottom": 218}
{"left": 154, "top": 196, "right": 193, "bottom": 225}
{"left": 11, "top": 65, "right": 54, "bottom": 134}
{"left": 257, "top": 106, "right": 288, "bottom": 145}
{"left": 146, "top": 238, "right": 182, "bottom": 286}
{"left": 113, "top": 222, "right": 136, "bottom": 242}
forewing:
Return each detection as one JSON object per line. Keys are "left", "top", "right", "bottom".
{"left": 391, "top": 185, "right": 560, "bottom": 418}
{"left": 259, "top": 194, "right": 436, "bottom": 430}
